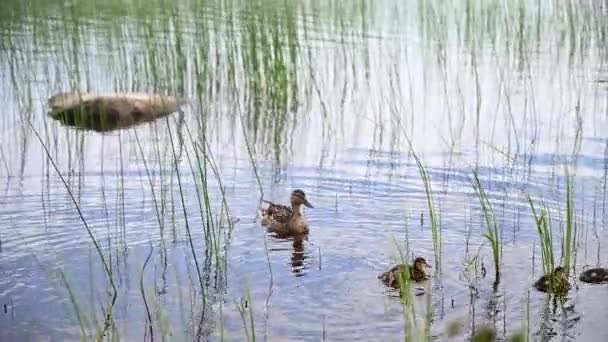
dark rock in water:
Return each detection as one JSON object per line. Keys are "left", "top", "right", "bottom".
{"left": 579, "top": 267, "right": 608, "bottom": 284}
{"left": 48, "top": 92, "right": 187, "bottom": 132}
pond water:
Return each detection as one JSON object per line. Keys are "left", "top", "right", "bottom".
{"left": 1, "top": 0, "right": 608, "bottom": 341}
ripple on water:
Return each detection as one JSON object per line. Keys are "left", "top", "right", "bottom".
{"left": 217, "top": 149, "right": 608, "bottom": 339}
{"left": 1, "top": 0, "right": 608, "bottom": 339}
{"left": 1, "top": 159, "right": 605, "bottom": 340}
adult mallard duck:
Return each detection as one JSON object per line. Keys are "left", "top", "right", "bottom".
{"left": 260, "top": 189, "right": 314, "bottom": 235}
{"left": 48, "top": 92, "right": 187, "bottom": 132}
{"left": 579, "top": 267, "right": 608, "bottom": 284}
{"left": 533, "top": 266, "right": 570, "bottom": 294}
{"left": 379, "top": 257, "right": 431, "bottom": 288}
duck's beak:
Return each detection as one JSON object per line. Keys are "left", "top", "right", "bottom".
{"left": 425, "top": 263, "right": 432, "bottom": 268}
{"left": 303, "top": 199, "right": 314, "bottom": 208}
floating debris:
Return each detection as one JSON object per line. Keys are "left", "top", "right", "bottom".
{"left": 48, "top": 92, "right": 187, "bottom": 132}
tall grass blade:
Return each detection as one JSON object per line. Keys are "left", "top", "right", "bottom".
{"left": 471, "top": 171, "right": 501, "bottom": 287}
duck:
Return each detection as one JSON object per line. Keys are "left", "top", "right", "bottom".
{"left": 378, "top": 257, "right": 431, "bottom": 289}
{"left": 260, "top": 189, "right": 314, "bottom": 235}
{"left": 48, "top": 92, "right": 187, "bottom": 132}
{"left": 578, "top": 267, "right": 608, "bottom": 284}
{"left": 533, "top": 266, "right": 570, "bottom": 294}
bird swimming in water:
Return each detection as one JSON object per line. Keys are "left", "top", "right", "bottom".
{"left": 260, "top": 189, "right": 314, "bottom": 235}
{"left": 378, "top": 257, "right": 431, "bottom": 289}
{"left": 533, "top": 266, "right": 570, "bottom": 295}
{"left": 578, "top": 267, "right": 608, "bottom": 284}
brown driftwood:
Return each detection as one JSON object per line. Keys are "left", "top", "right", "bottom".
{"left": 48, "top": 92, "right": 187, "bottom": 132}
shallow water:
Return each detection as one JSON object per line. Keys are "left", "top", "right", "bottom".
{"left": 1, "top": 0, "right": 608, "bottom": 341}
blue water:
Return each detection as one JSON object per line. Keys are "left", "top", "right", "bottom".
{"left": 1, "top": 1, "right": 608, "bottom": 341}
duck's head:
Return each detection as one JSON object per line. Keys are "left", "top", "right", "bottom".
{"left": 290, "top": 189, "right": 314, "bottom": 208}
{"left": 554, "top": 266, "right": 567, "bottom": 279}
{"left": 414, "top": 257, "right": 431, "bottom": 273}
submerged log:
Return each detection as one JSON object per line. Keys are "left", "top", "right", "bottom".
{"left": 48, "top": 92, "right": 187, "bottom": 132}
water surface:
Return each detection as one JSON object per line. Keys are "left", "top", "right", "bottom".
{"left": 1, "top": 0, "right": 608, "bottom": 341}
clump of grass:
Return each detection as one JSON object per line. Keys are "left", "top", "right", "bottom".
{"left": 528, "top": 170, "right": 577, "bottom": 285}
{"left": 446, "top": 319, "right": 463, "bottom": 338}
{"left": 471, "top": 171, "right": 501, "bottom": 288}
{"left": 528, "top": 198, "right": 572, "bottom": 299}
{"left": 471, "top": 325, "right": 496, "bottom": 342}
{"left": 469, "top": 326, "right": 527, "bottom": 342}
{"left": 509, "top": 329, "right": 526, "bottom": 342}
{"left": 528, "top": 198, "right": 554, "bottom": 276}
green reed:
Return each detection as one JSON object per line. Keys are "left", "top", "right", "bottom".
{"left": 237, "top": 282, "right": 256, "bottom": 342}
{"left": 417, "top": 0, "right": 607, "bottom": 63}
{"left": 387, "top": 237, "right": 437, "bottom": 342}
{"left": 28, "top": 121, "right": 117, "bottom": 339}
{"left": 562, "top": 171, "right": 576, "bottom": 276}
{"left": 528, "top": 198, "right": 554, "bottom": 277}
{"left": 471, "top": 170, "right": 501, "bottom": 287}
{"left": 392, "top": 245, "right": 420, "bottom": 342}
{"left": 133, "top": 129, "right": 170, "bottom": 277}
{"left": 467, "top": 325, "right": 528, "bottom": 342}
{"left": 1, "top": 0, "right": 604, "bottom": 340}
{"left": 16, "top": 2, "right": 237, "bottom": 336}
{"left": 139, "top": 244, "right": 155, "bottom": 341}
{"left": 165, "top": 117, "right": 208, "bottom": 316}
{"left": 412, "top": 155, "right": 442, "bottom": 274}
{"left": 58, "top": 270, "right": 91, "bottom": 340}
{"left": 528, "top": 170, "right": 577, "bottom": 278}
{"left": 183, "top": 120, "right": 231, "bottom": 276}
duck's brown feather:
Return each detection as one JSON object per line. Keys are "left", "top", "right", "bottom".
{"left": 261, "top": 200, "right": 293, "bottom": 225}
{"left": 379, "top": 264, "right": 427, "bottom": 288}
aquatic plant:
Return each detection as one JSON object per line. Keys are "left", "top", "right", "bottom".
{"left": 0, "top": 0, "right": 605, "bottom": 340}
{"left": 237, "top": 282, "right": 256, "bottom": 342}
{"left": 413, "top": 153, "right": 442, "bottom": 274}
{"left": 528, "top": 199, "right": 554, "bottom": 277}
{"left": 528, "top": 169, "right": 577, "bottom": 293}
{"left": 562, "top": 171, "right": 576, "bottom": 276}
{"left": 391, "top": 246, "right": 429, "bottom": 342}
{"left": 471, "top": 170, "right": 501, "bottom": 288}
{"left": 28, "top": 121, "right": 117, "bottom": 339}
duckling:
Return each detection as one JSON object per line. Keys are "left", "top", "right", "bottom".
{"left": 379, "top": 257, "right": 431, "bottom": 289}
{"left": 578, "top": 267, "right": 608, "bottom": 284}
{"left": 533, "top": 266, "right": 570, "bottom": 294}
{"left": 260, "top": 190, "right": 314, "bottom": 235}
{"left": 48, "top": 92, "right": 187, "bottom": 132}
